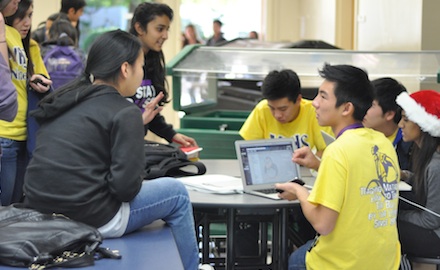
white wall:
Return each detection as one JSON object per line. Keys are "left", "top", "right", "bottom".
{"left": 32, "top": 0, "right": 60, "bottom": 28}
{"left": 355, "top": 0, "right": 422, "bottom": 50}
{"left": 298, "top": 0, "right": 336, "bottom": 45}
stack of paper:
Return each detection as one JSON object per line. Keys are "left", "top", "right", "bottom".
{"left": 178, "top": 174, "right": 243, "bottom": 194}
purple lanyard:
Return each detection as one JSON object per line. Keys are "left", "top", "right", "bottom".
{"left": 336, "top": 123, "right": 364, "bottom": 139}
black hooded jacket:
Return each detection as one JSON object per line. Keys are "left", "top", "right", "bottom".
{"left": 24, "top": 84, "right": 145, "bottom": 227}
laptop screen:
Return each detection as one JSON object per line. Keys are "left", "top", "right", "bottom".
{"left": 237, "top": 140, "right": 300, "bottom": 186}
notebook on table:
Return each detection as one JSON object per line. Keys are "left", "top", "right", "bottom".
{"left": 235, "top": 138, "right": 302, "bottom": 200}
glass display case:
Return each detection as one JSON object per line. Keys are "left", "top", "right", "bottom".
{"left": 166, "top": 45, "right": 440, "bottom": 158}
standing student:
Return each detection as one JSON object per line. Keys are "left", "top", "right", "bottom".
{"left": 276, "top": 63, "right": 401, "bottom": 270}
{"left": 0, "top": 0, "right": 18, "bottom": 122}
{"left": 0, "top": 0, "right": 19, "bottom": 176}
{"left": 182, "top": 23, "right": 201, "bottom": 48}
{"left": 6, "top": 0, "right": 52, "bottom": 157}
{"left": 23, "top": 29, "right": 199, "bottom": 270}
{"left": 59, "top": 0, "right": 85, "bottom": 40}
{"left": 363, "top": 77, "right": 412, "bottom": 170}
{"left": 40, "top": 18, "right": 86, "bottom": 90}
{"left": 31, "top": 12, "right": 68, "bottom": 44}
{"left": 248, "top": 30, "right": 258, "bottom": 39}
{"left": 128, "top": 2, "right": 197, "bottom": 147}
{"left": 396, "top": 90, "right": 440, "bottom": 258}
{"left": 206, "top": 19, "right": 226, "bottom": 46}
{"left": 0, "top": 0, "right": 51, "bottom": 206}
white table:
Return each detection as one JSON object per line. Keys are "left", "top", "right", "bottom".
{"left": 188, "top": 159, "right": 315, "bottom": 270}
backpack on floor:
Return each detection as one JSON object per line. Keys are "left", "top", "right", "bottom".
{"left": 144, "top": 140, "right": 206, "bottom": 180}
{"left": 43, "top": 45, "right": 84, "bottom": 90}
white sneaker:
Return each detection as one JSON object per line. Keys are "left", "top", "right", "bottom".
{"left": 198, "top": 264, "right": 215, "bottom": 270}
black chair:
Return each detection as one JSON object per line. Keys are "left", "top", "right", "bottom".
{"left": 408, "top": 255, "right": 440, "bottom": 270}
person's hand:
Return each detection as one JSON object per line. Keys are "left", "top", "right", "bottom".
{"left": 275, "top": 182, "right": 306, "bottom": 201}
{"left": 142, "top": 92, "right": 164, "bottom": 125}
{"left": 29, "top": 75, "right": 52, "bottom": 93}
{"left": 400, "top": 170, "right": 413, "bottom": 182}
{"left": 292, "top": 146, "right": 321, "bottom": 171}
{"left": 172, "top": 133, "right": 198, "bottom": 147}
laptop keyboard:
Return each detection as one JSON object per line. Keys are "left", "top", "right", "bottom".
{"left": 256, "top": 188, "right": 277, "bottom": 194}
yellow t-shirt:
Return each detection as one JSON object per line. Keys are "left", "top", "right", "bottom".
{"left": 306, "top": 128, "right": 401, "bottom": 270}
{"left": 239, "top": 99, "right": 333, "bottom": 151}
{"left": 0, "top": 26, "right": 27, "bottom": 141}
{"left": 30, "top": 39, "right": 49, "bottom": 77}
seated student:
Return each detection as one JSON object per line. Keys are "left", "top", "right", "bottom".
{"left": 40, "top": 18, "right": 86, "bottom": 90}
{"left": 240, "top": 69, "right": 333, "bottom": 157}
{"left": 396, "top": 90, "right": 440, "bottom": 259}
{"left": 363, "top": 77, "right": 412, "bottom": 170}
{"left": 23, "top": 30, "right": 199, "bottom": 270}
{"left": 239, "top": 69, "right": 331, "bottom": 255}
{"left": 276, "top": 63, "right": 401, "bottom": 270}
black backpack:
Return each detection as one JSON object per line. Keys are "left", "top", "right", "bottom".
{"left": 144, "top": 140, "right": 206, "bottom": 180}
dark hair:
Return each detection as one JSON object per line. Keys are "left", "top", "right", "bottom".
{"left": 213, "top": 19, "right": 223, "bottom": 27}
{"left": 47, "top": 12, "right": 69, "bottom": 22}
{"left": 371, "top": 77, "right": 407, "bottom": 124}
{"left": 0, "top": 0, "right": 12, "bottom": 11}
{"left": 5, "top": 0, "right": 33, "bottom": 78}
{"left": 319, "top": 63, "right": 373, "bottom": 121}
{"left": 129, "top": 2, "right": 173, "bottom": 104}
{"left": 42, "top": 30, "right": 141, "bottom": 101}
{"left": 262, "top": 69, "right": 301, "bottom": 102}
{"left": 249, "top": 31, "right": 258, "bottom": 39}
{"left": 60, "top": 0, "right": 85, "bottom": 38}
{"left": 411, "top": 132, "right": 440, "bottom": 205}
{"left": 60, "top": 0, "right": 86, "bottom": 13}
{"left": 46, "top": 19, "right": 78, "bottom": 46}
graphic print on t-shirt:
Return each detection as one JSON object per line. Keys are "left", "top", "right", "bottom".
{"left": 361, "top": 145, "right": 399, "bottom": 228}
{"left": 269, "top": 133, "right": 310, "bottom": 149}
{"left": 126, "top": 79, "right": 156, "bottom": 112}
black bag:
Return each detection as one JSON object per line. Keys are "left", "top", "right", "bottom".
{"left": 144, "top": 140, "right": 206, "bottom": 180}
{"left": 0, "top": 204, "right": 118, "bottom": 269}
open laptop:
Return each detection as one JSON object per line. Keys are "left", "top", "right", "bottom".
{"left": 235, "top": 138, "right": 301, "bottom": 200}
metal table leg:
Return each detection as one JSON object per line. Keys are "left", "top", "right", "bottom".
{"left": 226, "top": 209, "right": 236, "bottom": 270}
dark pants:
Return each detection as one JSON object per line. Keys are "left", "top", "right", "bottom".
{"left": 398, "top": 219, "right": 440, "bottom": 258}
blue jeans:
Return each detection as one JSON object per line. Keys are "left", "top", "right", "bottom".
{"left": 124, "top": 178, "right": 199, "bottom": 270}
{"left": 289, "top": 240, "right": 314, "bottom": 270}
{"left": 0, "top": 138, "right": 27, "bottom": 206}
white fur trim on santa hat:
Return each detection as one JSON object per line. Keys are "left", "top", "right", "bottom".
{"left": 396, "top": 92, "right": 440, "bottom": 137}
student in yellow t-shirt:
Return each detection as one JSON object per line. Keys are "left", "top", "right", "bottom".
{"left": 276, "top": 64, "right": 401, "bottom": 270}
{"left": 239, "top": 69, "right": 333, "bottom": 158}
{"left": 1, "top": 0, "right": 52, "bottom": 206}
{"left": 239, "top": 69, "right": 333, "bottom": 256}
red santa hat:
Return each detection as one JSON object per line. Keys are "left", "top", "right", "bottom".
{"left": 396, "top": 90, "right": 440, "bottom": 137}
